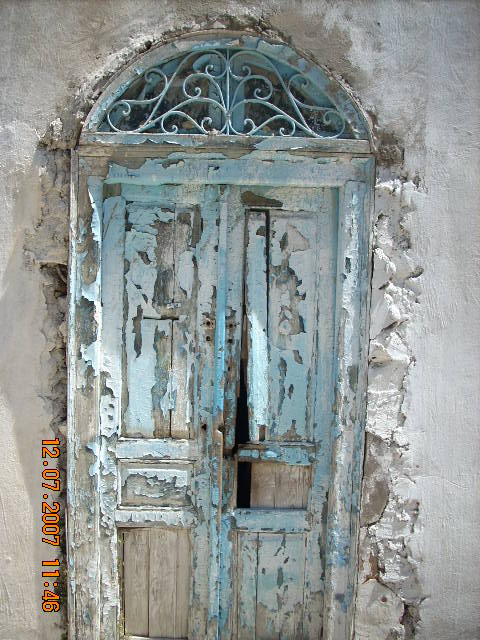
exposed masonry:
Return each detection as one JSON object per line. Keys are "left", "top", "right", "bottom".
{"left": 29, "top": 20, "right": 424, "bottom": 639}
{"left": 355, "top": 179, "right": 424, "bottom": 640}
{"left": 23, "top": 148, "right": 70, "bottom": 628}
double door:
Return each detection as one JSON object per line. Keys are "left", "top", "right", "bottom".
{"left": 100, "top": 179, "right": 338, "bottom": 639}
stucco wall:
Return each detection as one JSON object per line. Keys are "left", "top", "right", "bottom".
{"left": 0, "top": 2, "right": 479, "bottom": 639}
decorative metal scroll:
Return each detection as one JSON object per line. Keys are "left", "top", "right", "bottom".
{"left": 100, "top": 48, "right": 356, "bottom": 138}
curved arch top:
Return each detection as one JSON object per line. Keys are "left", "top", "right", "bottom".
{"left": 84, "top": 34, "right": 370, "bottom": 142}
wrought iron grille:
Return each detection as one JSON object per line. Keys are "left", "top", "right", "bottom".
{"left": 99, "top": 47, "right": 356, "bottom": 138}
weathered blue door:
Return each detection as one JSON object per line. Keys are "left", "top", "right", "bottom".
{"left": 100, "top": 181, "right": 227, "bottom": 639}
{"left": 99, "top": 177, "right": 337, "bottom": 639}
{"left": 218, "top": 186, "right": 337, "bottom": 639}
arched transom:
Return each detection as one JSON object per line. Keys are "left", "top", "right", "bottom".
{"left": 89, "top": 37, "right": 369, "bottom": 140}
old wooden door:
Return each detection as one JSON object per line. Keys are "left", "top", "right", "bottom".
{"left": 98, "top": 174, "right": 338, "bottom": 639}
{"left": 69, "top": 146, "right": 372, "bottom": 640}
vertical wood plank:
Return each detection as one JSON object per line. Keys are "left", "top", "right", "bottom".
{"left": 124, "top": 529, "right": 149, "bottom": 637}
{"left": 124, "top": 204, "right": 176, "bottom": 437}
{"left": 100, "top": 193, "right": 126, "bottom": 637}
{"left": 299, "top": 466, "right": 311, "bottom": 509}
{"left": 256, "top": 533, "right": 306, "bottom": 639}
{"left": 274, "top": 465, "right": 300, "bottom": 509}
{"left": 190, "top": 184, "right": 219, "bottom": 638}
{"left": 224, "top": 187, "right": 245, "bottom": 450}
{"left": 250, "top": 462, "right": 276, "bottom": 508}
{"left": 302, "top": 528, "right": 324, "bottom": 640}
{"left": 170, "top": 320, "right": 191, "bottom": 439}
{"left": 323, "top": 179, "right": 371, "bottom": 640}
{"left": 304, "top": 188, "right": 336, "bottom": 639}
{"left": 153, "top": 320, "right": 174, "bottom": 437}
{"left": 149, "top": 528, "right": 176, "bottom": 638}
{"left": 268, "top": 212, "right": 318, "bottom": 441}
{"left": 125, "top": 318, "right": 172, "bottom": 437}
{"left": 173, "top": 208, "right": 195, "bottom": 304}
{"left": 125, "top": 204, "right": 175, "bottom": 316}
{"left": 237, "top": 533, "right": 258, "bottom": 640}
{"left": 219, "top": 510, "right": 236, "bottom": 638}
{"left": 70, "top": 168, "right": 103, "bottom": 639}
{"left": 275, "top": 465, "right": 311, "bottom": 509}
{"left": 175, "top": 529, "right": 191, "bottom": 638}
{"left": 246, "top": 212, "right": 269, "bottom": 442}
{"left": 171, "top": 205, "right": 196, "bottom": 439}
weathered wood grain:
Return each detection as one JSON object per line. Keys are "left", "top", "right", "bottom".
{"left": 125, "top": 318, "right": 171, "bottom": 437}
{"left": 123, "top": 529, "right": 149, "bottom": 636}
{"left": 250, "top": 462, "right": 276, "bottom": 509}
{"left": 237, "top": 533, "right": 258, "bottom": 640}
{"left": 149, "top": 528, "right": 176, "bottom": 637}
{"left": 250, "top": 463, "right": 310, "bottom": 509}
{"left": 274, "top": 465, "right": 310, "bottom": 509}
{"left": 175, "top": 529, "right": 191, "bottom": 638}
{"left": 255, "top": 533, "right": 306, "bottom": 639}
{"left": 223, "top": 187, "right": 245, "bottom": 451}
{"left": 268, "top": 212, "right": 318, "bottom": 442}
{"left": 170, "top": 320, "right": 191, "bottom": 439}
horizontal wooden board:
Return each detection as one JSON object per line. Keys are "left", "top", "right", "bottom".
{"left": 233, "top": 509, "right": 310, "bottom": 533}
{"left": 250, "top": 462, "right": 310, "bottom": 509}
{"left": 116, "top": 438, "right": 200, "bottom": 460}
{"left": 119, "top": 462, "right": 192, "bottom": 507}
{"left": 116, "top": 508, "right": 195, "bottom": 529}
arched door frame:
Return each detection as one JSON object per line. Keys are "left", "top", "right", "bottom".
{"left": 68, "top": 31, "right": 374, "bottom": 640}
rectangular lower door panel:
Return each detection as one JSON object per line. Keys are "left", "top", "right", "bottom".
{"left": 236, "top": 531, "right": 306, "bottom": 640}
{"left": 122, "top": 528, "right": 190, "bottom": 639}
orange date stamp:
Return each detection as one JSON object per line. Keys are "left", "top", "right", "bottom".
{"left": 41, "top": 438, "right": 61, "bottom": 613}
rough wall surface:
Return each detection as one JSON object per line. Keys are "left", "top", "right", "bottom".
{"left": 0, "top": 2, "right": 479, "bottom": 639}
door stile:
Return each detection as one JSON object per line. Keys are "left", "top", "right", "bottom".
{"left": 218, "top": 186, "right": 245, "bottom": 640}
{"left": 99, "top": 188, "right": 127, "bottom": 637}
{"left": 207, "top": 187, "right": 229, "bottom": 637}
{"left": 68, "top": 157, "right": 104, "bottom": 640}
{"left": 322, "top": 179, "right": 373, "bottom": 640}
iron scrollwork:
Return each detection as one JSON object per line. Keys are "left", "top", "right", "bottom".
{"left": 101, "top": 48, "right": 353, "bottom": 138}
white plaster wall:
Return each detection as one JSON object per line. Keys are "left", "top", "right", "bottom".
{"left": 0, "top": 2, "right": 478, "bottom": 639}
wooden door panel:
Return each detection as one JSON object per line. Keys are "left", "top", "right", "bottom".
{"left": 125, "top": 317, "right": 171, "bottom": 437}
{"left": 245, "top": 205, "right": 321, "bottom": 443}
{"left": 122, "top": 528, "right": 191, "bottom": 639}
{"left": 268, "top": 213, "right": 318, "bottom": 442}
{"left": 100, "top": 183, "right": 223, "bottom": 639}
{"left": 250, "top": 462, "right": 310, "bottom": 509}
{"left": 236, "top": 532, "right": 307, "bottom": 640}
{"left": 245, "top": 211, "right": 269, "bottom": 443}
{"left": 223, "top": 186, "right": 335, "bottom": 639}
{"left": 123, "top": 529, "right": 150, "bottom": 637}
{"left": 123, "top": 198, "right": 198, "bottom": 440}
